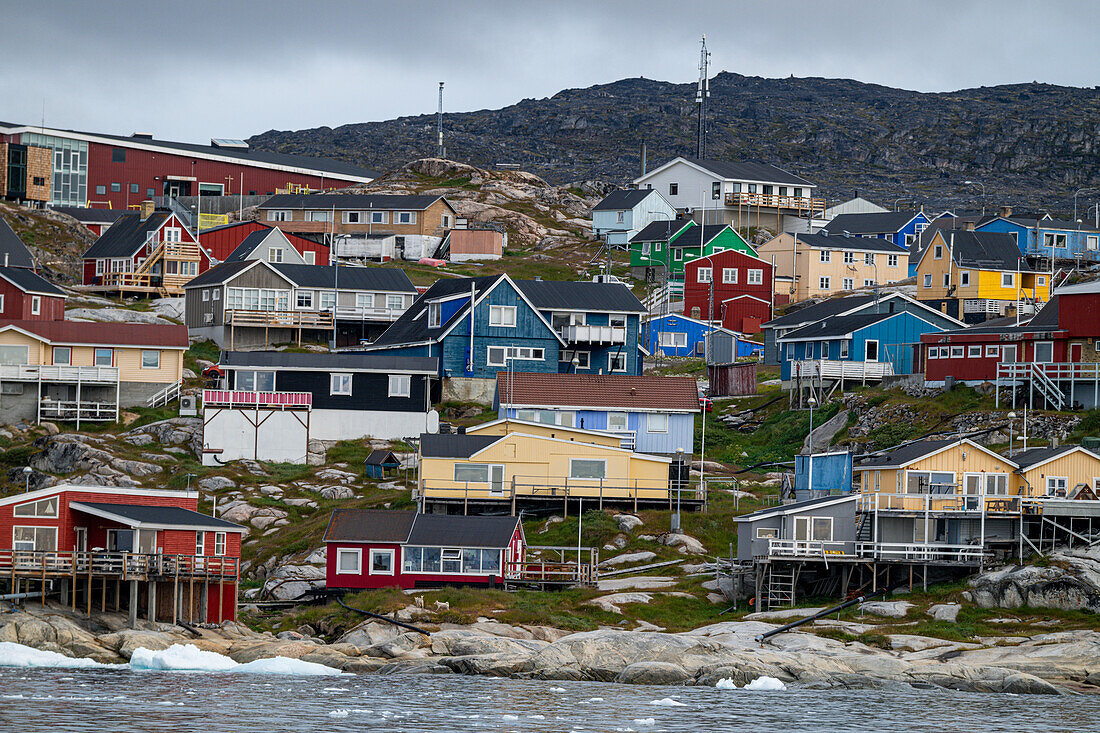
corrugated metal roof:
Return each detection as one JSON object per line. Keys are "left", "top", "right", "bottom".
{"left": 323, "top": 509, "right": 417, "bottom": 543}
{"left": 419, "top": 433, "right": 502, "bottom": 458}
{"left": 498, "top": 372, "right": 699, "bottom": 411}
{"left": 221, "top": 350, "right": 437, "bottom": 373}
{"left": 71, "top": 502, "right": 243, "bottom": 530}
{"left": 0, "top": 266, "right": 65, "bottom": 296}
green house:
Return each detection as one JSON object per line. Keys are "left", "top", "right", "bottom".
{"left": 630, "top": 219, "right": 755, "bottom": 282}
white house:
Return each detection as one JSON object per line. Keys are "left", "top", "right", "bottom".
{"left": 591, "top": 189, "right": 676, "bottom": 247}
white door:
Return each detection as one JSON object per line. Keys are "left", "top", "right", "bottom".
{"left": 963, "top": 473, "right": 982, "bottom": 510}
{"left": 490, "top": 465, "right": 504, "bottom": 494}
{"left": 865, "top": 340, "right": 879, "bottom": 362}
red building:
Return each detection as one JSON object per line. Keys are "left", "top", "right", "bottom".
{"left": 0, "top": 267, "right": 65, "bottom": 321}
{"left": 199, "top": 220, "right": 329, "bottom": 266}
{"left": 0, "top": 122, "right": 377, "bottom": 211}
{"left": 324, "top": 509, "right": 525, "bottom": 590}
{"left": 683, "top": 249, "right": 774, "bottom": 334}
{"left": 50, "top": 207, "right": 134, "bottom": 237}
{"left": 0, "top": 484, "right": 245, "bottom": 624}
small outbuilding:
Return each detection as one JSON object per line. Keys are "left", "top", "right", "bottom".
{"left": 364, "top": 449, "right": 401, "bottom": 478}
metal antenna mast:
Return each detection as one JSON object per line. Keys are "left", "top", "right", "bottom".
{"left": 695, "top": 35, "right": 711, "bottom": 159}
{"left": 437, "top": 82, "right": 445, "bottom": 159}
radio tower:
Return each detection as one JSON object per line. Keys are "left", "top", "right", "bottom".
{"left": 695, "top": 35, "right": 711, "bottom": 159}
{"left": 437, "top": 82, "right": 445, "bottom": 159}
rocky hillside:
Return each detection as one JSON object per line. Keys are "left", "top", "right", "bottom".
{"left": 249, "top": 74, "right": 1100, "bottom": 214}
{"left": 0, "top": 202, "right": 94, "bottom": 284}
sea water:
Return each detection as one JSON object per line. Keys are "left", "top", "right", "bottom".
{"left": 0, "top": 642, "right": 1098, "bottom": 732}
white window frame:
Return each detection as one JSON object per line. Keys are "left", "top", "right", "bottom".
{"left": 606, "top": 412, "right": 628, "bottom": 431}
{"left": 164, "top": 227, "right": 182, "bottom": 243}
{"left": 819, "top": 276, "right": 830, "bottom": 290}
{"left": 950, "top": 346, "right": 964, "bottom": 358}
{"left": 13, "top": 496, "right": 59, "bottom": 518}
{"left": 195, "top": 531, "right": 205, "bottom": 556}
{"left": 755, "top": 527, "right": 778, "bottom": 539}
{"left": 747, "top": 269, "right": 763, "bottom": 285}
{"left": 267, "top": 210, "right": 291, "bottom": 222}
{"left": 943, "top": 273, "right": 950, "bottom": 288}
{"left": 335, "top": 548, "right": 362, "bottom": 575}
{"left": 52, "top": 346, "right": 71, "bottom": 365}
{"left": 30, "top": 296, "right": 41, "bottom": 315}
{"left": 659, "top": 331, "right": 689, "bottom": 348}
{"left": 141, "top": 350, "right": 160, "bottom": 369}
{"left": 343, "top": 211, "right": 361, "bottom": 224}
{"left": 968, "top": 345, "right": 982, "bottom": 358}
{"left": 863, "top": 279, "right": 875, "bottom": 288}
{"left": 986, "top": 345, "right": 999, "bottom": 357}
{"left": 95, "top": 259, "right": 105, "bottom": 276}
{"left": 369, "top": 548, "right": 395, "bottom": 575}
{"left": 839, "top": 339, "right": 850, "bottom": 359}
{"left": 308, "top": 210, "right": 332, "bottom": 222}
{"left": 202, "top": 289, "right": 209, "bottom": 302}
{"left": 1046, "top": 476, "right": 1069, "bottom": 496}
{"left": 388, "top": 374, "right": 411, "bottom": 397}
{"left": 213, "top": 532, "right": 226, "bottom": 557}
{"left": 370, "top": 211, "right": 387, "bottom": 224}
{"left": 1088, "top": 235, "right": 1099, "bottom": 251}
{"left": 819, "top": 250, "right": 831, "bottom": 263}
{"left": 94, "top": 348, "right": 113, "bottom": 367}
{"left": 428, "top": 302, "right": 441, "bottom": 328}
{"left": 960, "top": 271, "right": 970, "bottom": 287}
{"left": 697, "top": 267, "right": 711, "bottom": 284}
{"left": 722, "top": 268, "right": 738, "bottom": 284}
{"left": 865, "top": 339, "right": 880, "bottom": 362}
{"left": 487, "top": 346, "right": 546, "bottom": 367}
{"left": 923, "top": 274, "right": 932, "bottom": 288}
{"left": 268, "top": 247, "right": 283, "bottom": 263}
{"left": 647, "top": 412, "right": 669, "bottom": 433}
{"left": 569, "top": 458, "right": 607, "bottom": 480}
{"left": 296, "top": 290, "right": 313, "bottom": 309}
{"left": 934, "top": 244, "right": 943, "bottom": 259}
{"left": 843, "top": 251, "right": 855, "bottom": 264}
{"left": 864, "top": 253, "right": 875, "bottom": 266}
{"left": 887, "top": 254, "right": 898, "bottom": 268}
{"left": 842, "top": 277, "right": 854, "bottom": 290}
{"left": 1034, "top": 341, "right": 1054, "bottom": 363}
{"left": 488, "top": 305, "right": 516, "bottom": 327}
{"left": 397, "top": 212, "right": 416, "bottom": 225}
{"left": 608, "top": 352, "right": 627, "bottom": 372}
{"left": 1002, "top": 272, "right": 1015, "bottom": 288}
{"left": 13, "top": 525, "right": 57, "bottom": 552}
{"left": 330, "top": 373, "right": 353, "bottom": 396}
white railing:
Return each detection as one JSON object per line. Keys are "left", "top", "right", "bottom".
{"left": 857, "top": 492, "right": 1021, "bottom": 514}
{"left": 39, "top": 400, "right": 117, "bottom": 421}
{"left": 794, "top": 359, "right": 894, "bottom": 381}
{"left": 766, "top": 539, "right": 854, "bottom": 558}
{"left": 561, "top": 324, "right": 627, "bottom": 344}
{"left": 332, "top": 305, "right": 405, "bottom": 322}
{"left": 606, "top": 429, "right": 636, "bottom": 450}
{"left": 0, "top": 364, "right": 120, "bottom": 383}
{"left": 856, "top": 542, "right": 988, "bottom": 562}
{"left": 992, "top": 362, "right": 1100, "bottom": 411}
{"left": 202, "top": 390, "right": 312, "bottom": 409}
{"left": 148, "top": 381, "right": 181, "bottom": 408}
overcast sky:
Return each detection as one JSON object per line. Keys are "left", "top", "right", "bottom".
{"left": 3, "top": 0, "right": 1097, "bottom": 143}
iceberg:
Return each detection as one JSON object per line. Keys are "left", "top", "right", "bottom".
{"left": 649, "top": 697, "right": 686, "bottom": 706}
{"left": 128, "top": 644, "right": 343, "bottom": 675}
{"left": 744, "top": 676, "right": 787, "bottom": 691}
{"left": 0, "top": 642, "right": 121, "bottom": 669}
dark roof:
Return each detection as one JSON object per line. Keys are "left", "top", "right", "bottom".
{"left": 70, "top": 502, "right": 243, "bottom": 530}
{"left": 50, "top": 207, "right": 133, "bottom": 224}
{"left": 0, "top": 266, "right": 65, "bottom": 296}
{"left": 514, "top": 279, "right": 646, "bottom": 313}
{"left": 0, "top": 217, "right": 35, "bottom": 268}
{"left": 82, "top": 212, "right": 170, "bottom": 259}
{"left": 323, "top": 508, "right": 417, "bottom": 543}
{"left": 1028, "top": 296, "right": 1059, "bottom": 328}
{"left": 629, "top": 219, "right": 693, "bottom": 244}
{"left": 680, "top": 158, "right": 814, "bottom": 186}
{"left": 183, "top": 259, "right": 258, "bottom": 288}
{"left": 259, "top": 194, "right": 444, "bottom": 211}
{"left": 0, "top": 320, "right": 188, "bottom": 347}
{"left": 419, "top": 433, "right": 502, "bottom": 458}
{"left": 222, "top": 230, "right": 272, "bottom": 263}
{"left": 669, "top": 224, "right": 729, "bottom": 248}
{"left": 406, "top": 513, "right": 519, "bottom": 548}
{"left": 498, "top": 372, "right": 700, "bottom": 411}
{"left": 778, "top": 312, "right": 895, "bottom": 341}
{"left": 823, "top": 211, "right": 923, "bottom": 235}
{"left": 737, "top": 494, "right": 856, "bottom": 521}
{"left": 273, "top": 263, "right": 417, "bottom": 292}
{"left": 857, "top": 439, "right": 957, "bottom": 469}
{"left": 365, "top": 449, "right": 400, "bottom": 466}
{"left": 929, "top": 231, "right": 1031, "bottom": 271}
{"left": 796, "top": 232, "right": 907, "bottom": 253}
{"left": 220, "top": 350, "right": 437, "bottom": 374}
{"left": 1010, "top": 446, "right": 1079, "bottom": 470}
{"left": 764, "top": 294, "right": 878, "bottom": 329}
{"left": 593, "top": 189, "right": 658, "bottom": 211}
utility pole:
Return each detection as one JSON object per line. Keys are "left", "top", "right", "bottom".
{"left": 695, "top": 35, "right": 710, "bottom": 159}
{"left": 437, "top": 82, "right": 445, "bottom": 159}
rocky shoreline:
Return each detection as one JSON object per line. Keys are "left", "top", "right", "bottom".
{"left": 2, "top": 603, "right": 1097, "bottom": 695}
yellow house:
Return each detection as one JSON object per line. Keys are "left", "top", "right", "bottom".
{"left": 418, "top": 430, "right": 673, "bottom": 512}
{"left": 1010, "top": 445, "right": 1100, "bottom": 497}
{"left": 0, "top": 320, "right": 188, "bottom": 425}
{"left": 756, "top": 232, "right": 909, "bottom": 303}
{"left": 466, "top": 418, "right": 623, "bottom": 449}
{"left": 915, "top": 230, "right": 1049, "bottom": 318}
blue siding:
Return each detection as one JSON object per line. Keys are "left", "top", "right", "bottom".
{"left": 794, "top": 452, "right": 853, "bottom": 499}
{"left": 977, "top": 218, "right": 1100, "bottom": 261}
{"left": 440, "top": 296, "right": 470, "bottom": 325}
{"left": 499, "top": 406, "right": 695, "bottom": 455}
{"left": 549, "top": 309, "right": 644, "bottom": 376}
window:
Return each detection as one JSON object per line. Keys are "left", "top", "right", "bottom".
{"left": 441, "top": 549, "right": 462, "bottom": 574}
{"left": 609, "top": 352, "right": 627, "bottom": 372}
{"left": 141, "top": 350, "right": 160, "bottom": 369}
{"left": 840, "top": 340, "right": 849, "bottom": 359}
{"left": 819, "top": 341, "right": 830, "bottom": 358}
{"left": 96, "top": 185, "right": 106, "bottom": 196}
{"left": 212, "top": 289, "right": 219, "bottom": 301}
{"left": 111, "top": 182, "right": 121, "bottom": 192}
{"left": 343, "top": 211, "right": 361, "bottom": 224}
{"left": 607, "top": 412, "right": 628, "bottom": 431}
{"left": 428, "top": 302, "right": 441, "bottom": 328}
{"left": 386, "top": 294, "right": 404, "bottom": 310}
{"left": 943, "top": 273, "right": 951, "bottom": 288}
{"left": 748, "top": 184, "right": 757, "bottom": 194}
{"left": 0, "top": 344, "right": 29, "bottom": 365}
{"left": 1088, "top": 235, "right": 1099, "bottom": 251}
{"left": 697, "top": 267, "right": 711, "bottom": 283}
{"left": 304, "top": 252, "right": 315, "bottom": 265}
{"left": 488, "top": 305, "right": 516, "bottom": 327}
{"left": 354, "top": 293, "right": 374, "bottom": 310}
{"left": 164, "top": 227, "right": 181, "bottom": 243}
{"left": 923, "top": 274, "right": 933, "bottom": 288}
{"left": 647, "top": 412, "right": 668, "bottom": 433}
{"left": 111, "top": 147, "right": 126, "bottom": 163}
{"left": 369, "top": 549, "right": 394, "bottom": 575}
{"left": 487, "top": 346, "right": 545, "bottom": 366}
{"left": 388, "top": 374, "right": 411, "bottom": 397}
{"left": 267, "top": 210, "right": 290, "bottom": 222}
{"left": 756, "top": 527, "right": 778, "bottom": 539}
{"left": 52, "top": 347, "right": 71, "bottom": 365}
{"left": 843, "top": 251, "right": 855, "bottom": 264}
{"left": 454, "top": 463, "right": 503, "bottom": 483}
{"left": 934, "top": 244, "right": 943, "bottom": 259}
{"left": 819, "top": 250, "right": 831, "bottom": 263}
{"left": 1044, "top": 232, "right": 1068, "bottom": 249}
{"left": 887, "top": 254, "right": 898, "bottom": 268}
{"left": 13, "top": 526, "right": 57, "bottom": 552}
{"left": 1037, "top": 276, "right": 1047, "bottom": 287}
{"left": 336, "top": 548, "right": 361, "bottom": 574}
{"left": 673, "top": 249, "right": 683, "bottom": 261}
{"left": 669, "top": 183, "right": 678, "bottom": 196}
{"left": 866, "top": 340, "right": 880, "bottom": 362}
{"left": 195, "top": 532, "right": 205, "bottom": 556}
{"left": 516, "top": 409, "right": 574, "bottom": 427}
{"left": 147, "top": 188, "right": 155, "bottom": 197}
{"left": 842, "top": 277, "right": 854, "bottom": 290}
{"left": 95, "top": 259, "right": 105, "bottom": 276}
{"left": 864, "top": 253, "right": 874, "bottom": 265}
{"left": 610, "top": 314, "right": 627, "bottom": 329}
{"left": 202, "top": 289, "right": 210, "bottom": 302}
{"left": 616, "top": 211, "right": 625, "bottom": 223}
{"left": 330, "top": 373, "right": 353, "bottom": 396}
{"left": 570, "top": 459, "right": 607, "bottom": 480}
{"left": 94, "top": 348, "right": 113, "bottom": 367}
{"left": 659, "top": 331, "right": 689, "bottom": 348}
{"left": 1046, "top": 476, "right": 1069, "bottom": 496}
{"left": 747, "top": 269, "right": 763, "bottom": 285}
{"left": 927, "top": 346, "right": 938, "bottom": 360}
{"left": 906, "top": 471, "right": 955, "bottom": 494}
{"left": 30, "top": 296, "right": 41, "bottom": 315}
{"left": 819, "top": 276, "right": 831, "bottom": 290}
{"left": 938, "top": 346, "right": 950, "bottom": 358}
{"left": 1002, "top": 272, "right": 1015, "bottom": 288}
{"left": 13, "top": 496, "right": 58, "bottom": 517}
{"left": 236, "top": 370, "right": 275, "bottom": 392}
{"left": 806, "top": 343, "right": 815, "bottom": 359}
{"left": 722, "top": 268, "right": 738, "bottom": 284}
{"left": 863, "top": 279, "right": 875, "bottom": 288}
{"left": 130, "top": 183, "right": 139, "bottom": 194}
{"left": 986, "top": 345, "right": 999, "bottom": 358}
{"left": 960, "top": 271, "right": 970, "bottom": 287}
{"left": 1034, "top": 341, "right": 1054, "bottom": 363}
{"left": 986, "top": 474, "right": 1009, "bottom": 496}
{"left": 812, "top": 517, "right": 833, "bottom": 541}
{"left": 213, "top": 532, "right": 225, "bottom": 557}
{"left": 268, "top": 247, "right": 283, "bottom": 263}
{"left": 319, "top": 291, "right": 336, "bottom": 310}
{"left": 370, "top": 211, "right": 386, "bottom": 224}
{"left": 308, "top": 211, "right": 331, "bottom": 222}
{"left": 396, "top": 212, "right": 416, "bottom": 225}
{"left": 968, "top": 346, "right": 982, "bottom": 358}
{"left": 950, "top": 346, "right": 964, "bottom": 358}
{"left": 296, "top": 290, "right": 313, "bottom": 309}
{"left": 442, "top": 215, "right": 450, "bottom": 228}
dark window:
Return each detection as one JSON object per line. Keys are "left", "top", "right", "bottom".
{"left": 147, "top": 188, "right": 155, "bottom": 196}
{"left": 130, "top": 183, "right": 139, "bottom": 194}
{"left": 669, "top": 183, "right": 678, "bottom": 196}
{"left": 248, "top": 190, "right": 257, "bottom": 196}
{"left": 110, "top": 182, "right": 121, "bottom": 192}
{"left": 96, "top": 185, "right": 106, "bottom": 195}
{"left": 112, "top": 148, "right": 126, "bottom": 163}
{"left": 32, "top": 176, "right": 45, "bottom": 186}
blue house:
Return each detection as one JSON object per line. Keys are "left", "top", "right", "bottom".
{"left": 366, "top": 274, "right": 646, "bottom": 383}
{"left": 777, "top": 309, "right": 951, "bottom": 384}
{"left": 642, "top": 313, "right": 760, "bottom": 359}
{"left": 496, "top": 371, "right": 700, "bottom": 456}
{"left": 794, "top": 452, "right": 853, "bottom": 500}
{"left": 823, "top": 210, "right": 931, "bottom": 276}
{"left": 977, "top": 214, "right": 1100, "bottom": 262}
{"left": 591, "top": 189, "right": 676, "bottom": 247}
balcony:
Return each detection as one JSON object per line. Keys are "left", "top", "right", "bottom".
{"left": 418, "top": 475, "right": 704, "bottom": 512}
{"left": 224, "top": 309, "right": 333, "bottom": 328}
{"left": 0, "top": 549, "right": 238, "bottom": 581}
{"left": 724, "top": 192, "right": 827, "bottom": 217}
{"left": 793, "top": 359, "right": 894, "bottom": 381}
{"left": 203, "top": 390, "right": 312, "bottom": 410}
{"left": 765, "top": 538, "right": 856, "bottom": 559}
{"left": 561, "top": 324, "right": 627, "bottom": 344}
{"left": 0, "top": 364, "right": 119, "bottom": 384}
{"left": 855, "top": 542, "right": 989, "bottom": 563}
{"left": 39, "top": 400, "right": 117, "bottom": 421}
{"left": 857, "top": 492, "right": 1021, "bottom": 514}
{"left": 333, "top": 305, "right": 405, "bottom": 322}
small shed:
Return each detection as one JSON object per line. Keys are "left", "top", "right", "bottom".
{"left": 365, "top": 449, "right": 401, "bottom": 478}
{"left": 707, "top": 362, "right": 757, "bottom": 397}
{"left": 794, "top": 451, "right": 854, "bottom": 500}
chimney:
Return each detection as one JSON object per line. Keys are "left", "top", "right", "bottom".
{"left": 965, "top": 221, "right": 976, "bottom": 231}
{"left": 3, "top": 253, "right": 7, "bottom": 267}
{"left": 999, "top": 205, "right": 1013, "bottom": 218}
{"left": 140, "top": 200, "right": 155, "bottom": 220}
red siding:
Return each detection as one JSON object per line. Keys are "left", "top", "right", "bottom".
{"left": 721, "top": 296, "right": 771, "bottom": 335}
{"left": 684, "top": 250, "right": 773, "bottom": 323}
{"left": 198, "top": 222, "right": 329, "bottom": 267}
{"left": 708, "top": 362, "right": 757, "bottom": 396}
{"left": 0, "top": 280, "right": 64, "bottom": 321}
{"left": 921, "top": 333, "right": 1070, "bottom": 382}
{"left": 1056, "top": 293, "right": 1100, "bottom": 339}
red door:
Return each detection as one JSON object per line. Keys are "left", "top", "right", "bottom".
{"left": 1071, "top": 343, "right": 1082, "bottom": 363}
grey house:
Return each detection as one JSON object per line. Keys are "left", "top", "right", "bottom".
{"left": 734, "top": 494, "right": 858, "bottom": 563}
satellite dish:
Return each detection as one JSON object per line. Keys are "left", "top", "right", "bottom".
{"left": 426, "top": 410, "right": 440, "bottom": 434}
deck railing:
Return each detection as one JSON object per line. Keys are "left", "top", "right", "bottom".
{"left": 723, "top": 191, "right": 826, "bottom": 216}
{"left": 203, "top": 389, "right": 312, "bottom": 409}
{"left": 0, "top": 364, "right": 119, "bottom": 383}
{"left": 507, "top": 546, "right": 599, "bottom": 584}
{"left": 855, "top": 542, "right": 988, "bottom": 562}
{"left": 224, "top": 309, "right": 334, "bottom": 328}
{"left": 39, "top": 400, "right": 118, "bottom": 421}
{"left": 857, "top": 492, "right": 1021, "bottom": 514}
{"left": 766, "top": 539, "right": 854, "bottom": 558}
{"left": 561, "top": 324, "right": 627, "bottom": 344}
{"left": 0, "top": 549, "right": 238, "bottom": 579}
{"left": 793, "top": 359, "right": 895, "bottom": 381}
{"left": 332, "top": 305, "right": 405, "bottom": 322}
{"left": 419, "top": 475, "right": 703, "bottom": 512}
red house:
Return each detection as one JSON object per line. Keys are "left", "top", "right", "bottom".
{"left": 0, "top": 267, "right": 65, "bottom": 321}
{"left": 683, "top": 249, "right": 774, "bottom": 334}
{"left": 198, "top": 221, "right": 329, "bottom": 267}
{"left": 0, "top": 484, "right": 245, "bottom": 624}
{"left": 324, "top": 509, "right": 525, "bottom": 590}
{"left": 50, "top": 207, "right": 135, "bottom": 237}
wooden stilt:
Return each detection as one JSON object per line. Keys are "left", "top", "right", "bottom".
{"left": 101, "top": 577, "right": 107, "bottom": 612}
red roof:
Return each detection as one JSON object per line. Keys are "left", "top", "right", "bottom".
{"left": 497, "top": 372, "right": 699, "bottom": 411}
{"left": 0, "top": 320, "right": 189, "bottom": 348}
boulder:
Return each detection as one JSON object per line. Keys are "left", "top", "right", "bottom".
{"left": 199, "top": 476, "right": 237, "bottom": 492}
{"left": 98, "top": 629, "right": 177, "bottom": 659}
{"left": 262, "top": 564, "right": 325, "bottom": 600}
{"left": 316, "top": 468, "right": 357, "bottom": 484}
{"left": 429, "top": 629, "right": 547, "bottom": 657}
{"left": 615, "top": 514, "right": 643, "bottom": 533}
{"left": 860, "top": 601, "right": 914, "bottom": 619}
{"left": 318, "top": 486, "right": 356, "bottom": 500}
{"left": 659, "top": 533, "right": 706, "bottom": 555}
{"left": 615, "top": 661, "right": 692, "bottom": 685}
{"left": 585, "top": 592, "right": 653, "bottom": 614}
{"left": 361, "top": 631, "right": 432, "bottom": 659}
{"left": 110, "top": 457, "right": 162, "bottom": 476}
{"left": 966, "top": 561, "right": 1100, "bottom": 613}
{"left": 599, "top": 551, "right": 657, "bottom": 567}
{"left": 927, "top": 603, "right": 961, "bottom": 623}
{"left": 338, "top": 621, "right": 402, "bottom": 650}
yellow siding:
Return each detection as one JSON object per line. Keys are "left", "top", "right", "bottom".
{"left": 0, "top": 331, "right": 183, "bottom": 384}
{"left": 917, "top": 232, "right": 1050, "bottom": 303}
{"left": 468, "top": 420, "right": 621, "bottom": 448}
{"left": 855, "top": 444, "right": 1018, "bottom": 510}
{"left": 758, "top": 234, "right": 909, "bottom": 302}
{"left": 1017, "top": 450, "right": 1100, "bottom": 496}
{"left": 0, "top": 331, "right": 48, "bottom": 362}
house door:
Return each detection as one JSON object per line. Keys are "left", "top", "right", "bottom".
{"left": 963, "top": 473, "right": 983, "bottom": 510}
{"left": 865, "top": 340, "right": 879, "bottom": 362}
{"left": 1071, "top": 343, "right": 1082, "bottom": 363}
{"left": 74, "top": 527, "right": 87, "bottom": 553}
{"left": 1001, "top": 345, "right": 1017, "bottom": 363}
{"left": 490, "top": 465, "right": 504, "bottom": 494}
{"left": 137, "top": 530, "right": 158, "bottom": 554}
{"left": 794, "top": 516, "right": 810, "bottom": 549}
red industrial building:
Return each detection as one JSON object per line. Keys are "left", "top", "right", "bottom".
{"left": 683, "top": 249, "right": 776, "bottom": 334}
{"left": 0, "top": 122, "right": 377, "bottom": 211}
{"left": 0, "top": 484, "right": 245, "bottom": 624}
{"left": 198, "top": 221, "right": 329, "bottom": 265}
